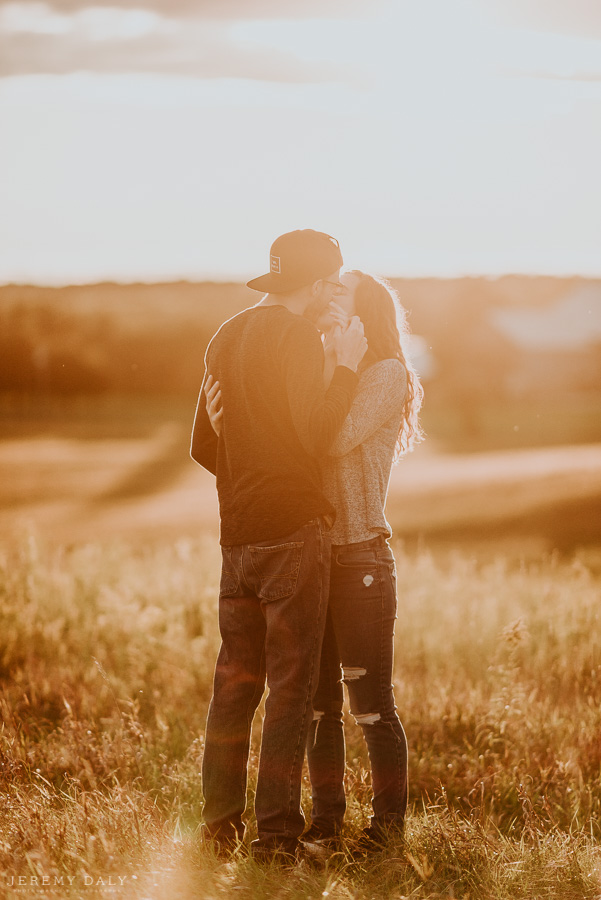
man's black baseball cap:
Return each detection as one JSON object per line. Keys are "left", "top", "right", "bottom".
{"left": 246, "top": 229, "right": 343, "bottom": 293}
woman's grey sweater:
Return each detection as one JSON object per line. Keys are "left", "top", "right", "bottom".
{"left": 321, "top": 358, "right": 407, "bottom": 546}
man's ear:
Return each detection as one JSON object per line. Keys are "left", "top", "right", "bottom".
{"left": 311, "top": 278, "right": 323, "bottom": 297}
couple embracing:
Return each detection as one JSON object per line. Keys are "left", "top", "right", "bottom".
{"left": 191, "top": 229, "right": 423, "bottom": 863}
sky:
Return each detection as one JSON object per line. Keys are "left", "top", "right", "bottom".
{"left": 1, "top": 0, "right": 600, "bottom": 284}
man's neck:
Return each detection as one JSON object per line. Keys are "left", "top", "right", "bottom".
{"left": 258, "top": 293, "right": 308, "bottom": 316}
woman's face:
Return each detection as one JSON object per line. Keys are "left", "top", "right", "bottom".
{"left": 334, "top": 272, "right": 359, "bottom": 317}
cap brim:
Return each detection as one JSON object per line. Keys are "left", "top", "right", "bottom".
{"left": 246, "top": 272, "right": 300, "bottom": 293}
{"left": 246, "top": 273, "right": 275, "bottom": 292}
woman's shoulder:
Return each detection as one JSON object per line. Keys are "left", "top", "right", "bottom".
{"left": 361, "top": 357, "right": 407, "bottom": 386}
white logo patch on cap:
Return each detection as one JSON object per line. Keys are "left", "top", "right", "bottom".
{"left": 270, "top": 255, "right": 281, "bottom": 274}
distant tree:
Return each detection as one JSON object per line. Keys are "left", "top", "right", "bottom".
{"left": 0, "top": 335, "right": 36, "bottom": 391}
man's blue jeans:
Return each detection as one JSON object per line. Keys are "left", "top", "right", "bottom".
{"left": 202, "top": 517, "right": 331, "bottom": 853}
{"left": 306, "top": 535, "right": 408, "bottom": 835}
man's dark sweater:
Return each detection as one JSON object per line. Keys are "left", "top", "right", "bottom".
{"left": 191, "top": 304, "right": 358, "bottom": 546}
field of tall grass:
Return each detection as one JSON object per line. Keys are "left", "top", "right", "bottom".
{"left": 1, "top": 533, "right": 600, "bottom": 899}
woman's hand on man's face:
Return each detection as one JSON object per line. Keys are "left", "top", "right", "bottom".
{"left": 204, "top": 374, "right": 223, "bottom": 436}
{"left": 319, "top": 300, "right": 351, "bottom": 342}
{"left": 328, "top": 300, "right": 352, "bottom": 329}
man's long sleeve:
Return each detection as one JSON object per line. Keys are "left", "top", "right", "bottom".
{"left": 278, "top": 319, "right": 358, "bottom": 457}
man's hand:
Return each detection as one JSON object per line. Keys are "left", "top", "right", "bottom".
{"left": 204, "top": 374, "right": 223, "bottom": 436}
{"left": 332, "top": 316, "right": 367, "bottom": 372}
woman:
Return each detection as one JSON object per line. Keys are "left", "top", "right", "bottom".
{"left": 303, "top": 270, "right": 423, "bottom": 852}
{"left": 205, "top": 270, "right": 423, "bottom": 852}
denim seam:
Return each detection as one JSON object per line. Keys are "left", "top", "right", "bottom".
{"left": 375, "top": 556, "right": 403, "bottom": 821}
{"left": 242, "top": 647, "right": 266, "bottom": 825}
{"left": 324, "top": 662, "right": 344, "bottom": 827}
{"left": 388, "top": 555, "right": 403, "bottom": 815}
{"left": 385, "top": 561, "right": 405, "bottom": 819}
{"left": 283, "top": 522, "right": 325, "bottom": 837}
{"left": 220, "top": 546, "right": 241, "bottom": 597}
{"left": 310, "top": 707, "right": 339, "bottom": 829}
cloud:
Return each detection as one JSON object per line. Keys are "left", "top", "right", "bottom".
{"left": 529, "top": 71, "right": 601, "bottom": 82}
{"left": 486, "top": 18, "right": 601, "bottom": 86}
{"left": 488, "top": 0, "right": 601, "bottom": 40}
{"left": 0, "top": 26, "right": 350, "bottom": 80}
{"left": 0, "top": 0, "right": 374, "bottom": 18}
{"left": 0, "top": 3, "right": 360, "bottom": 79}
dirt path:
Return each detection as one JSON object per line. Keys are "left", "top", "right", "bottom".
{"left": 1, "top": 433, "right": 600, "bottom": 549}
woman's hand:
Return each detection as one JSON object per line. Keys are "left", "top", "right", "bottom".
{"left": 328, "top": 300, "right": 351, "bottom": 329}
{"left": 332, "top": 316, "right": 367, "bottom": 372}
{"left": 322, "top": 301, "right": 350, "bottom": 357}
{"left": 323, "top": 322, "right": 343, "bottom": 358}
{"left": 204, "top": 374, "right": 223, "bottom": 436}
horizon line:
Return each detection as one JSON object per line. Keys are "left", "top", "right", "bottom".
{"left": 2, "top": 271, "right": 601, "bottom": 289}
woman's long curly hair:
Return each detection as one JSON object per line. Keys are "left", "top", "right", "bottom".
{"left": 348, "top": 270, "right": 424, "bottom": 460}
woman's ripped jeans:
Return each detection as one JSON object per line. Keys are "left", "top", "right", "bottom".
{"left": 306, "top": 535, "right": 408, "bottom": 836}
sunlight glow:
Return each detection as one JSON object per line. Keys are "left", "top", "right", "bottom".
{"left": 0, "top": 0, "right": 600, "bottom": 282}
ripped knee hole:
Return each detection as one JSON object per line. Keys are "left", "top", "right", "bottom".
{"left": 354, "top": 712, "right": 381, "bottom": 726}
{"left": 342, "top": 666, "right": 367, "bottom": 682}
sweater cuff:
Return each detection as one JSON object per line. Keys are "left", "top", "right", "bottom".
{"left": 331, "top": 365, "right": 359, "bottom": 393}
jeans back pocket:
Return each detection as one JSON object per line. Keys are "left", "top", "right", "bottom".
{"left": 249, "top": 541, "right": 304, "bottom": 602}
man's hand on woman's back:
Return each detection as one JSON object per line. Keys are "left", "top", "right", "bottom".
{"left": 204, "top": 374, "right": 223, "bottom": 436}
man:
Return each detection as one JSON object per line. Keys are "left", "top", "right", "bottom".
{"left": 190, "top": 229, "right": 367, "bottom": 862}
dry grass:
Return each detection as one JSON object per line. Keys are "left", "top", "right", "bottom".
{"left": 1, "top": 534, "right": 601, "bottom": 898}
